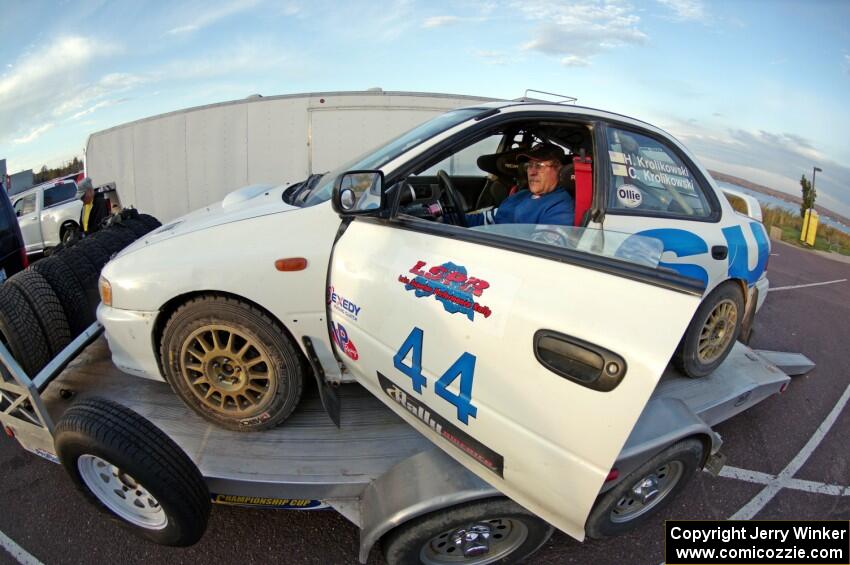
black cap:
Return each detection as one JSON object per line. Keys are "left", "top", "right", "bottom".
{"left": 517, "top": 143, "right": 567, "bottom": 164}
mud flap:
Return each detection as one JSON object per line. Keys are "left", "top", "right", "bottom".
{"left": 301, "top": 336, "right": 341, "bottom": 427}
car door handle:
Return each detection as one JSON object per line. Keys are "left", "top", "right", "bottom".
{"left": 533, "top": 330, "right": 627, "bottom": 392}
{"left": 711, "top": 245, "right": 728, "bottom": 260}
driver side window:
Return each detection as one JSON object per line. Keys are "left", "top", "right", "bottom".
{"left": 607, "top": 127, "right": 711, "bottom": 218}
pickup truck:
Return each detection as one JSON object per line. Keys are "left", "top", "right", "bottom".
{"left": 12, "top": 179, "right": 82, "bottom": 254}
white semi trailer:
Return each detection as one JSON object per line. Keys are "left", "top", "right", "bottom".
{"left": 84, "top": 90, "right": 496, "bottom": 223}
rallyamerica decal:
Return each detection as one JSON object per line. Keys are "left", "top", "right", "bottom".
{"left": 398, "top": 260, "right": 492, "bottom": 321}
{"left": 377, "top": 371, "right": 503, "bottom": 476}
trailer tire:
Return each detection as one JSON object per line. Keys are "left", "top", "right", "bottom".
{"left": 382, "top": 497, "right": 553, "bottom": 565}
{"left": 30, "top": 257, "right": 94, "bottom": 337}
{"left": 55, "top": 397, "right": 210, "bottom": 547}
{"left": 161, "top": 295, "right": 305, "bottom": 431}
{"left": 0, "top": 284, "right": 52, "bottom": 377}
{"left": 105, "top": 225, "right": 138, "bottom": 248}
{"left": 7, "top": 270, "right": 71, "bottom": 357}
{"left": 89, "top": 230, "right": 126, "bottom": 254}
{"left": 674, "top": 282, "right": 744, "bottom": 378}
{"left": 585, "top": 438, "right": 703, "bottom": 539}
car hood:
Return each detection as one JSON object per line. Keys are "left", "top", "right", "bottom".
{"left": 115, "top": 183, "right": 300, "bottom": 257}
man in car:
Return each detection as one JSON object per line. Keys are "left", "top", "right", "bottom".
{"left": 465, "top": 143, "right": 574, "bottom": 226}
{"left": 79, "top": 178, "right": 109, "bottom": 235}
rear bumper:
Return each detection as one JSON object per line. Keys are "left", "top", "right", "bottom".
{"left": 97, "top": 304, "right": 164, "bottom": 381}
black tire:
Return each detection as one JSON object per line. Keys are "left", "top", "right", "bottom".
{"left": 160, "top": 295, "right": 305, "bottom": 431}
{"left": 137, "top": 214, "right": 162, "bottom": 231}
{"left": 0, "top": 284, "right": 52, "bottom": 377}
{"left": 76, "top": 238, "right": 112, "bottom": 270}
{"left": 89, "top": 230, "right": 126, "bottom": 254}
{"left": 102, "top": 225, "right": 138, "bottom": 250}
{"left": 55, "top": 248, "right": 101, "bottom": 313}
{"left": 7, "top": 270, "right": 72, "bottom": 357}
{"left": 585, "top": 439, "right": 704, "bottom": 539}
{"left": 30, "top": 257, "right": 94, "bottom": 336}
{"left": 55, "top": 397, "right": 210, "bottom": 546}
{"left": 382, "top": 498, "right": 554, "bottom": 565}
{"left": 674, "top": 282, "right": 745, "bottom": 378}
{"left": 123, "top": 219, "right": 150, "bottom": 238}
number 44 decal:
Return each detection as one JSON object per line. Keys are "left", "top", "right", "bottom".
{"left": 392, "top": 327, "right": 478, "bottom": 425}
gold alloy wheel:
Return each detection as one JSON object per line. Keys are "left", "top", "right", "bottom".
{"left": 697, "top": 298, "right": 738, "bottom": 364}
{"left": 180, "top": 324, "right": 274, "bottom": 415}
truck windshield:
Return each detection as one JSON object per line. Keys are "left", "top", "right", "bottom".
{"left": 299, "top": 107, "right": 489, "bottom": 206}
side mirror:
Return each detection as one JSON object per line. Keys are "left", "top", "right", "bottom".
{"left": 332, "top": 170, "right": 385, "bottom": 215}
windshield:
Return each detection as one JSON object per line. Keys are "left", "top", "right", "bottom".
{"left": 300, "top": 107, "right": 488, "bottom": 206}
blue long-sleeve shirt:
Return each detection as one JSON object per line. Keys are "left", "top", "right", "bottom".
{"left": 466, "top": 188, "right": 575, "bottom": 227}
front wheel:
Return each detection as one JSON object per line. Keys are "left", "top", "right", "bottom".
{"left": 674, "top": 282, "right": 744, "bottom": 378}
{"left": 585, "top": 439, "right": 703, "bottom": 539}
{"left": 382, "top": 498, "right": 553, "bottom": 565}
{"left": 161, "top": 295, "right": 305, "bottom": 431}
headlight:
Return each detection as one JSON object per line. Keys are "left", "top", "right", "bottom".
{"left": 99, "top": 276, "right": 112, "bottom": 307}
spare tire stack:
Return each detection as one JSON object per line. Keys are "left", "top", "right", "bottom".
{"left": 0, "top": 209, "right": 162, "bottom": 377}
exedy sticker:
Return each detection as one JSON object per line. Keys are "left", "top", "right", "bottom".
{"left": 398, "top": 260, "right": 492, "bottom": 321}
{"left": 327, "top": 286, "right": 361, "bottom": 321}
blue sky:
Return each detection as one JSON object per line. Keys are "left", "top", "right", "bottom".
{"left": 1, "top": 0, "right": 849, "bottom": 216}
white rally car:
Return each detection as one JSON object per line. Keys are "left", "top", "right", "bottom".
{"left": 99, "top": 100, "right": 768, "bottom": 537}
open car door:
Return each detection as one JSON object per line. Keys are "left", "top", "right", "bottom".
{"left": 327, "top": 218, "right": 703, "bottom": 540}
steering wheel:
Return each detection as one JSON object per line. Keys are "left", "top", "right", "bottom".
{"left": 437, "top": 169, "right": 467, "bottom": 227}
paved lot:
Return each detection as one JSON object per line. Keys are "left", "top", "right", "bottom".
{"left": 1, "top": 239, "right": 848, "bottom": 564}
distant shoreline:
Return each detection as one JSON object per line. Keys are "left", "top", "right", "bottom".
{"left": 708, "top": 170, "right": 850, "bottom": 227}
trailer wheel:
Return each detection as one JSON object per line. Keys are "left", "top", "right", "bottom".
{"left": 585, "top": 439, "right": 703, "bottom": 539}
{"left": 382, "top": 498, "right": 553, "bottom": 565}
{"left": 674, "top": 282, "right": 744, "bottom": 378}
{"left": 161, "top": 295, "right": 305, "bottom": 431}
{"left": 55, "top": 397, "right": 210, "bottom": 546}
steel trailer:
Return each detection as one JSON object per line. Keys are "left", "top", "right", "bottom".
{"left": 0, "top": 322, "right": 813, "bottom": 563}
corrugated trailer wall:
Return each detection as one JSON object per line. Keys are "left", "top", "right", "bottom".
{"left": 85, "top": 91, "right": 494, "bottom": 222}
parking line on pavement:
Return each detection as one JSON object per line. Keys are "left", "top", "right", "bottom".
{"left": 0, "top": 530, "right": 43, "bottom": 565}
{"left": 729, "top": 383, "right": 850, "bottom": 520}
{"left": 769, "top": 279, "right": 847, "bottom": 292}
{"left": 719, "top": 466, "right": 850, "bottom": 496}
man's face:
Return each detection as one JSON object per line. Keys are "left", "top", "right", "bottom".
{"left": 526, "top": 160, "right": 561, "bottom": 196}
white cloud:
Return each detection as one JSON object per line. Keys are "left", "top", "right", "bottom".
{"left": 656, "top": 0, "right": 704, "bottom": 21}
{"left": 513, "top": 0, "right": 647, "bottom": 66}
{"left": 472, "top": 49, "right": 520, "bottom": 65}
{"left": 0, "top": 36, "right": 122, "bottom": 144}
{"left": 423, "top": 15, "right": 460, "bottom": 28}
{"left": 168, "top": 0, "right": 262, "bottom": 34}
{"left": 13, "top": 123, "right": 55, "bottom": 144}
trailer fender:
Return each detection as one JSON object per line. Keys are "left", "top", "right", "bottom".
{"left": 357, "top": 449, "right": 498, "bottom": 564}
{"left": 604, "top": 397, "right": 719, "bottom": 493}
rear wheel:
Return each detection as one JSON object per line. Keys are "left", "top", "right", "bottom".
{"left": 161, "top": 296, "right": 305, "bottom": 431}
{"left": 674, "top": 282, "right": 744, "bottom": 378}
{"left": 382, "top": 498, "right": 553, "bottom": 565}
